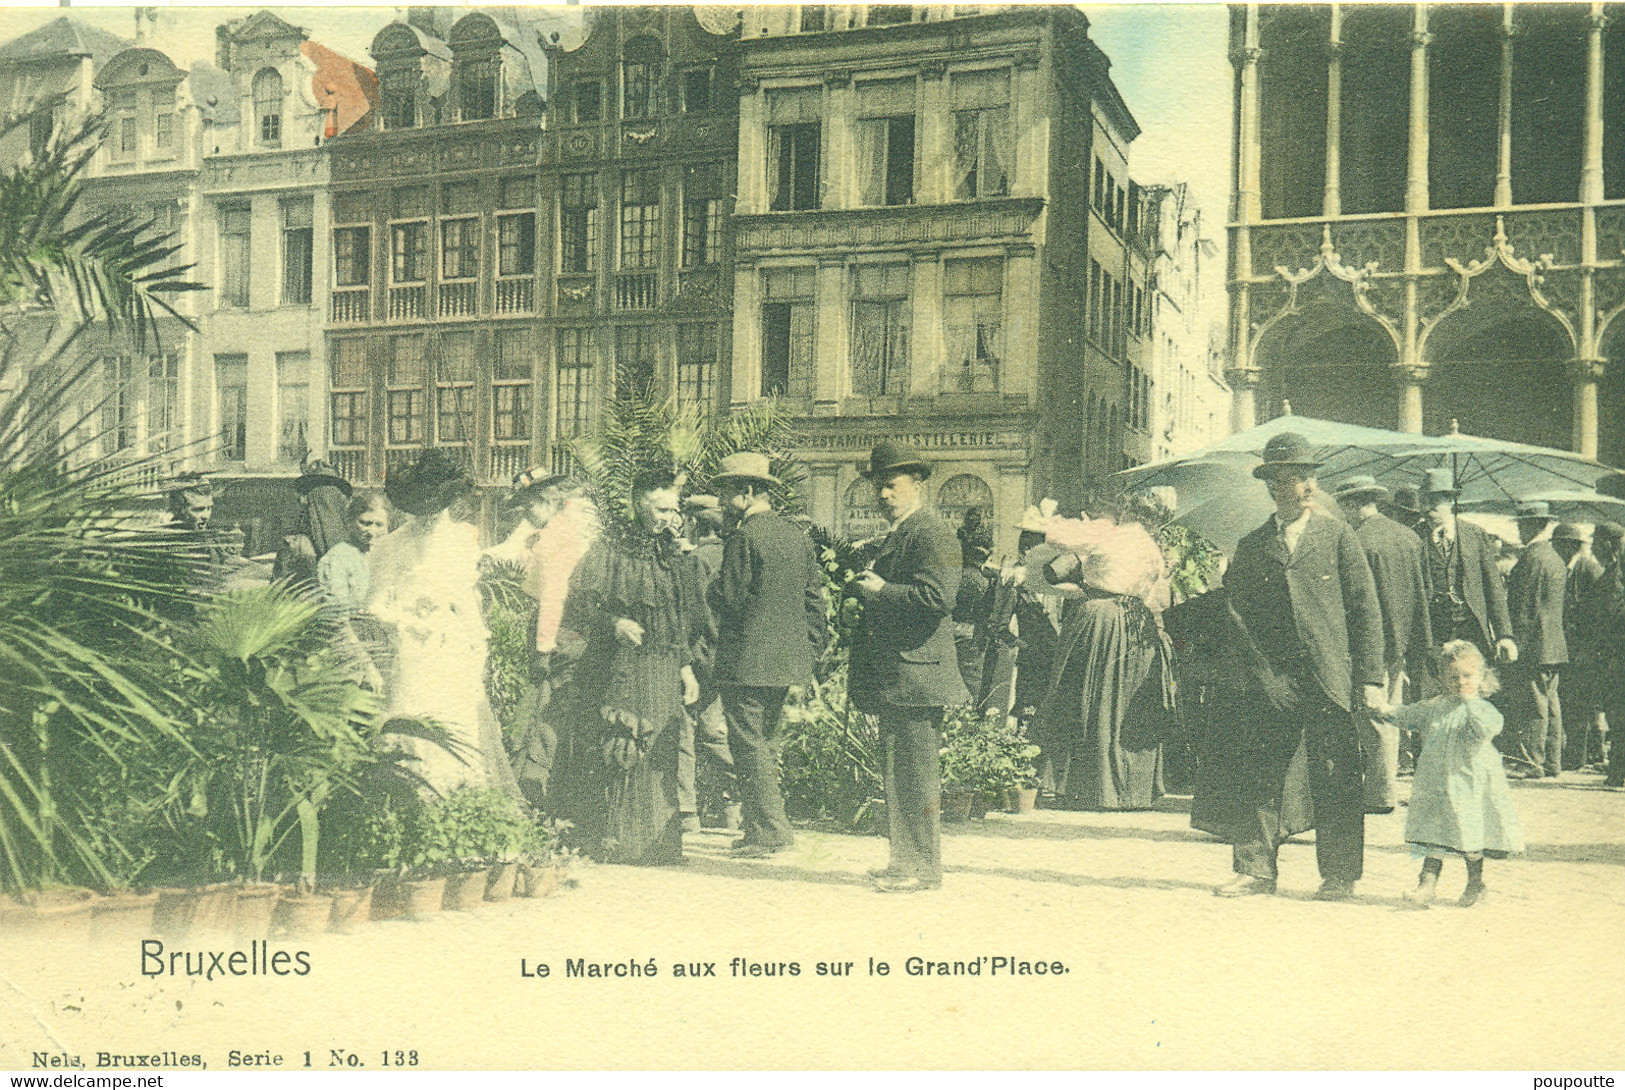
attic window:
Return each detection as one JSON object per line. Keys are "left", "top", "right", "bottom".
{"left": 458, "top": 58, "right": 497, "bottom": 121}
{"left": 253, "top": 68, "right": 284, "bottom": 145}
{"left": 622, "top": 37, "right": 662, "bottom": 120}
{"left": 382, "top": 68, "right": 419, "bottom": 129}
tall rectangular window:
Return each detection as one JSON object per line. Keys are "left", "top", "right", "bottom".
{"left": 441, "top": 218, "right": 478, "bottom": 280}
{"left": 492, "top": 328, "right": 533, "bottom": 442}
{"left": 111, "top": 92, "right": 135, "bottom": 159}
{"left": 392, "top": 222, "right": 428, "bottom": 282}
{"left": 682, "top": 197, "right": 721, "bottom": 268}
{"left": 560, "top": 173, "right": 599, "bottom": 273}
{"left": 614, "top": 325, "right": 657, "bottom": 400}
{"left": 858, "top": 115, "right": 915, "bottom": 206}
{"left": 254, "top": 69, "right": 284, "bottom": 145}
{"left": 943, "top": 257, "right": 1003, "bottom": 393}
{"left": 147, "top": 352, "right": 179, "bottom": 455}
{"left": 153, "top": 91, "right": 175, "bottom": 151}
{"left": 281, "top": 198, "right": 313, "bottom": 305}
{"left": 1093, "top": 156, "right": 1107, "bottom": 210}
{"left": 216, "top": 354, "right": 248, "bottom": 461}
{"left": 276, "top": 351, "right": 310, "bottom": 462}
{"left": 761, "top": 267, "right": 814, "bottom": 398}
{"left": 573, "top": 79, "right": 602, "bottom": 123}
{"left": 622, "top": 55, "right": 657, "bottom": 119}
{"left": 334, "top": 226, "right": 370, "bottom": 286}
{"left": 619, "top": 170, "right": 661, "bottom": 270}
{"left": 436, "top": 331, "right": 477, "bottom": 443}
{"left": 458, "top": 59, "right": 497, "bottom": 121}
{"left": 851, "top": 264, "right": 910, "bottom": 397}
{"left": 767, "top": 87, "right": 821, "bottom": 211}
{"left": 329, "top": 339, "right": 368, "bottom": 448}
{"left": 498, "top": 212, "right": 535, "bottom": 275}
{"left": 799, "top": 5, "right": 827, "bottom": 31}
{"left": 387, "top": 334, "right": 426, "bottom": 446}
{"left": 556, "top": 328, "right": 595, "bottom": 439}
{"left": 951, "top": 70, "right": 1012, "bottom": 200}
{"left": 101, "top": 355, "right": 135, "bottom": 455}
{"left": 382, "top": 70, "right": 417, "bottom": 129}
{"left": 219, "top": 205, "right": 250, "bottom": 308}
{"left": 1088, "top": 259, "right": 1103, "bottom": 343}
{"left": 676, "top": 322, "right": 716, "bottom": 412}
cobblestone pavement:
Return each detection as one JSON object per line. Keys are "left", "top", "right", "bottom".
{"left": 3, "top": 773, "right": 1622, "bottom": 1070}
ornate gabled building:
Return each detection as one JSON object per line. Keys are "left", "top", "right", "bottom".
{"left": 324, "top": 9, "right": 571, "bottom": 516}
{"left": 1227, "top": 3, "right": 1625, "bottom": 465}
{"left": 729, "top": 4, "right": 1147, "bottom": 547}
{"left": 540, "top": 5, "right": 739, "bottom": 469}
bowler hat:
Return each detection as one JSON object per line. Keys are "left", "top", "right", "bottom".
{"left": 293, "top": 458, "right": 353, "bottom": 498}
{"left": 1552, "top": 522, "right": 1587, "bottom": 542}
{"left": 1420, "top": 467, "right": 1459, "bottom": 497}
{"left": 1388, "top": 485, "right": 1423, "bottom": 516}
{"left": 863, "top": 441, "right": 931, "bottom": 480}
{"left": 1251, "top": 431, "right": 1322, "bottom": 480}
{"left": 711, "top": 451, "right": 782, "bottom": 488}
{"left": 1332, "top": 475, "right": 1390, "bottom": 503}
{"left": 1515, "top": 500, "right": 1554, "bottom": 522}
{"left": 385, "top": 448, "right": 473, "bottom": 517}
{"left": 1594, "top": 521, "right": 1625, "bottom": 545}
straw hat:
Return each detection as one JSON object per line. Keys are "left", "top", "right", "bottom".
{"left": 711, "top": 451, "right": 781, "bottom": 488}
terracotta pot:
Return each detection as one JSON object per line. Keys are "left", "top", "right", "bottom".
{"left": 272, "top": 892, "right": 334, "bottom": 937}
{"left": 152, "top": 887, "right": 203, "bottom": 939}
{"left": 4, "top": 889, "right": 95, "bottom": 943}
{"left": 190, "top": 882, "right": 240, "bottom": 935}
{"left": 369, "top": 873, "right": 407, "bottom": 922}
{"left": 484, "top": 861, "right": 518, "bottom": 902}
{"left": 398, "top": 876, "right": 446, "bottom": 918}
{"left": 538, "top": 866, "right": 563, "bottom": 897}
{"left": 442, "top": 868, "right": 489, "bottom": 911}
{"left": 940, "top": 787, "right": 973, "bottom": 823}
{"left": 967, "top": 791, "right": 991, "bottom": 820}
{"left": 326, "top": 884, "right": 375, "bottom": 933}
{"left": 90, "top": 890, "right": 160, "bottom": 944}
{"left": 1006, "top": 787, "right": 1039, "bottom": 813}
{"left": 231, "top": 884, "right": 281, "bottom": 941}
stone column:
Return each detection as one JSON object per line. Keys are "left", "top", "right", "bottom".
{"left": 1396, "top": 364, "right": 1427, "bottom": 434}
{"left": 916, "top": 61, "right": 949, "bottom": 205}
{"left": 1229, "top": 366, "right": 1261, "bottom": 433}
{"left": 731, "top": 262, "right": 759, "bottom": 410}
{"left": 814, "top": 257, "right": 847, "bottom": 411}
{"left": 1229, "top": 5, "right": 1263, "bottom": 432}
{"left": 1323, "top": 6, "right": 1343, "bottom": 218}
{"left": 1582, "top": 5, "right": 1608, "bottom": 204}
{"left": 1406, "top": 8, "right": 1430, "bottom": 213}
{"left": 1575, "top": 358, "right": 1603, "bottom": 459}
{"left": 1233, "top": 6, "right": 1264, "bottom": 225}
{"left": 1494, "top": 10, "right": 1516, "bottom": 209}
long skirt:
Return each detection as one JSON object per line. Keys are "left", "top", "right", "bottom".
{"left": 1033, "top": 594, "right": 1168, "bottom": 811}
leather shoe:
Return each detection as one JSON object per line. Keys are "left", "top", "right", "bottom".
{"left": 873, "top": 875, "right": 941, "bottom": 893}
{"left": 1213, "top": 875, "right": 1275, "bottom": 898}
{"left": 731, "top": 843, "right": 785, "bottom": 859}
{"left": 866, "top": 866, "right": 904, "bottom": 879}
{"left": 1313, "top": 879, "right": 1356, "bottom": 901}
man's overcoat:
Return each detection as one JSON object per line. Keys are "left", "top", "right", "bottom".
{"left": 711, "top": 510, "right": 828, "bottom": 688}
{"left": 1418, "top": 518, "right": 1514, "bottom": 647}
{"left": 1508, "top": 538, "right": 1569, "bottom": 666}
{"left": 1354, "top": 511, "right": 1433, "bottom": 668}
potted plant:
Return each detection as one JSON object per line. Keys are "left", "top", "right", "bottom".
{"left": 940, "top": 709, "right": 1041, "bottom": 818}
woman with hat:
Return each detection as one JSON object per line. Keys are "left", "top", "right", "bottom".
{"left": 1024, "top": 495, "right": 1173, "bottom": 810}
{"left": 977, "top": 498, "right": 1063, "bottom": 718}
{"left": 274, "top": 459, "right": 354, "bottom": 592}
{"left": 370, "top": 448, "right": 520, "bottom": 799}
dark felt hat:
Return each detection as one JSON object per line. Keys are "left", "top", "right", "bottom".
{"left": 1332, "top": 475, "right": 1389, "bottom": 503}
{"left": 1251, "top": 432, "right": 1322, "bottom": 480}
{"left": 1388, "top": 485, "right": 1423, "bottom": 516}
{"left": 1594, "top": 520, "right": 1625, "bottom": 544}
{"left": 1515, "top": 500, "right": 1554, "bottom": 522}
{"left": 863, "top": 441, "right": 932, "bottom": 480}
{"left": 1552, "top": 522, "right": 1587, "bottom": 542}
{"left": 503, "top": 466, "right": 568, "bottom": 511}
{"left": 385, "top": 448, "right": 474, "bottom": 517}
{"left": 293, "top": 458, "right": 353, "bottom": 498}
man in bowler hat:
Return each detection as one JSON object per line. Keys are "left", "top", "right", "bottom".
{"left": 1507, "top": 501, "right": 1568, "bottom": 777}
{"left": 1215, "top": 432, "right": 1384, "bottom": 900}
{"left": 850, "top": 441, "right": 970, "bottom": 892}
{"left": 1417, "top": 467, "right": 1517, "bottom": 668}
{"left": 707, "top": 453, "right": 826, "bottom": 856}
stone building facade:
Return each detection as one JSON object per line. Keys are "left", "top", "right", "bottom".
{"left": 1227, "top": 2, "right": 1625, "bottom": 465}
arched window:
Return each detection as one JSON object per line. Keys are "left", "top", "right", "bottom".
{"left": 844, "top": 476, "right": 886, "bottom": 538}
{"left": 935, "top": 473, "right": 994, "bottom": 527}
{"left": 253, "top": 68, "right": 284, "bottom": 145}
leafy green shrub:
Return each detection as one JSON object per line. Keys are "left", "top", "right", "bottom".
{"left": 406, "top": 788, "right": 534, "bottom": 874}
{"left": 939, "top": 707, "right": 1040, "bottom": 795}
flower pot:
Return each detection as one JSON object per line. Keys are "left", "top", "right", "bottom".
{"left": 443, "top": 867, "right": 489, "bottom": 911}
{"left": 90, "top": 890, "right": 159, "bottom": 944}
{"left": 369, "top": 873, "right": 406, "bottom": 921}
{"left": 484, "top": 861, "right": 518, "bottom": 902}
{"left": 190, "top": 882, "right": 240, "bottom": 935}
{"left": 231, "top": 884, "right": 281, "bottom": 941}
{"left": 940, "top": 787, "right": 974, "bottom": 823}
{"left": 272, "top": 892, "right": 335, "bottom": 937}
{"left": 398, "top": 876, "right": 446, "bottom": 919}
{"left": 152, "top": 887, "right": 204, "bottom": 939}
{"left": 1005, "top": 787, "right": 1039, "bottom": 813}
{"left": 4, "top": 889, "right": 95, "bottom": 943}
{"left": 967, "top": 791, "right": 991, "bottom": 820}
{"left": 538, "top": 866, "right": 564, "bottom": 897}
{"left": 326, "top": 884, "right": 375, "bottom": 933}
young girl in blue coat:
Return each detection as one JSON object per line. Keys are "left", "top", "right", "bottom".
{"left": 1382, "top": 640, "right": 1524, "bottom": 907}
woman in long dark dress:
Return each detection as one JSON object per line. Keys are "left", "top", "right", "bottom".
{"left": 1029, "top": 498, "right": 1174, "bottom": 811}
{"left": 551, "top": 471, "right": 710, "bottom": 866}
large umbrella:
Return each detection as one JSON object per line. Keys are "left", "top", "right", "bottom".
{"left": 1458, "top": 489, "right": 1625, "bottom": 526}
{"left": 1114, "top": 413, "right": 1620, "bottom": 551}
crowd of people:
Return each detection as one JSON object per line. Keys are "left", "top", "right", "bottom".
{"left": 158, "top": 431, "right": 1625, "bottom": 901}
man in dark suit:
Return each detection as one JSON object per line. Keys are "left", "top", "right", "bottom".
{"left": 1553, "top": 522, "right": 1606, "bottom": 769}
{"left": 710, "top": 453, "right": 827, "bottom": 857}
{"left": 1334, "top": 474, "right": 1432, "bottom": 811}
{"left": 1507, "top": 501, "right": 1568, "bottom": 778}
{"left": 1215, "top": 432, "right": 1384, "bottom": 901}
{"left": 850, "top": 442, "right": 970, "bottom": 892}
{"left": 1417, "top": 468, "right": 1517, "bottom": 668}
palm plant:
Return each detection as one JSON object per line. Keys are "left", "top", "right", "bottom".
{"left": 0, "top": 104, "right": 203, "bottom": 892}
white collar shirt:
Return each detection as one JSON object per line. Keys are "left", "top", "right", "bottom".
{"left": 1274, "top": 507, "right": 1313, "bottom": 556}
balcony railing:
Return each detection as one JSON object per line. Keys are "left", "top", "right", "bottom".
{"left": 615, "top": 271, "right": 658, "bottom": 310}
{"left": 438, "top": 280, "right": 479, "bottom": 318}
{"left": 388, "top": 283, "right": 428, "bottom": 320}
{"left": 329, "top": 447, "right": 367, "bottom": 482}
{"left": 331, "top": 287, "right": 370, "bottom": 323}
{"left": 496, "top": 278, "right": 534, "bottom": 314}
{"left": 490, "top": 443, "right": 529, "bottom": 484}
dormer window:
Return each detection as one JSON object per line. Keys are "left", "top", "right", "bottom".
{"left": 622, "top": 37, "right": 662, "bottom": 120}
{"left": 381, "top": 68, "right": 419, "bottom": 129}
{"left": 799, "top": 6, "right": 828, "bottom": 32}
{"left": 253, "top": 68, "right": 284, "bottom": 145}
{"left": 458, "top": 58, "right": 497, "bottom": 121}
{"left": 153, "top": 90, "right": 175, "bottom": 151}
